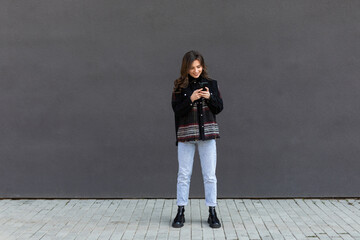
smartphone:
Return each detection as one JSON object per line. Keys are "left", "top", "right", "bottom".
{"left": 199, "top": 82, "right": 209, "bottom": 91}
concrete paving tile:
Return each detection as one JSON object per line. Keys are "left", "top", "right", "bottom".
{"left": 0, "top": 198, "right": 359, "bottom": 240}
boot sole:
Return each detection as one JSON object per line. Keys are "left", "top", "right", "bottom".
{"left": 172, "top": 223, "right": 184, "bottom": 228}
{"left": 172, "top": 219, "right": 185, "bottom": 228}
{"left": 208, "top": 218, "right": 221, "bottom": 228}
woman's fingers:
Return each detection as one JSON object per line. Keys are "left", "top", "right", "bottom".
{"left": 191, "top": 89, "right": 202, "bottom": 101}
{"left": 192, "top": 88, "right": 210, "bottom": 101}
{"left": 199, "top": 89, "right": 210, "bottom": 99}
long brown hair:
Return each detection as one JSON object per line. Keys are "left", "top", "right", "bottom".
{"left": 173, "top": 50, "right": 210, "bottom": 93}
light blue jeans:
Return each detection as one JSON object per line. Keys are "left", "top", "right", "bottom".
{"left": 176, "top": 139, "right": 217, "bottom": 207}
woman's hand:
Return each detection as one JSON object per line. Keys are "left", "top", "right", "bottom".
{"left": 200, "top": 87, "right": 210, "bottom": 99}
{"left": 190, "top": 89, "right": 203, "bottom": 102}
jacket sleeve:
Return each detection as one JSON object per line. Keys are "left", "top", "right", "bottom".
{"left": 172, "top": 91, "right": 194, "bottom": 117}
{"left": 206, "top": 81, "right": 223, "bottom": 115}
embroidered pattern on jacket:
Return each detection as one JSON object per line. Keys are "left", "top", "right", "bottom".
{"left": 176, "top": 101, "right": 220, "bottom": 141}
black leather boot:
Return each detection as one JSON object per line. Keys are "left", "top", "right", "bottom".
{"left": 172, "top": 206, "right": 185, "bottom": 228}
{"left": 208, "top": 206, "right": 221, "bottom": 228}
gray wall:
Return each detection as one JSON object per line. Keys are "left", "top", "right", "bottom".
{"left": 1, "top": 1, "right": 360, "bottom": 198}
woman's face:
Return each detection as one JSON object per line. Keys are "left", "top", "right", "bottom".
{"left": 188, "top": 59, "right": 203, "bottom": 78}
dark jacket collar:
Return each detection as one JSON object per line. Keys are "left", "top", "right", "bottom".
{"left": 188, "top": 74, "right": 205, "bottom": 84}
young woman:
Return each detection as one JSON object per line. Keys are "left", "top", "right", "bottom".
{"left": 171, "top": 50, "right": 223, "bottom": 228}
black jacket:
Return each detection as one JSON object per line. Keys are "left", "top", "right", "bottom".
{"left": 171, "top": 75, "right": 223, "bottom": 146}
